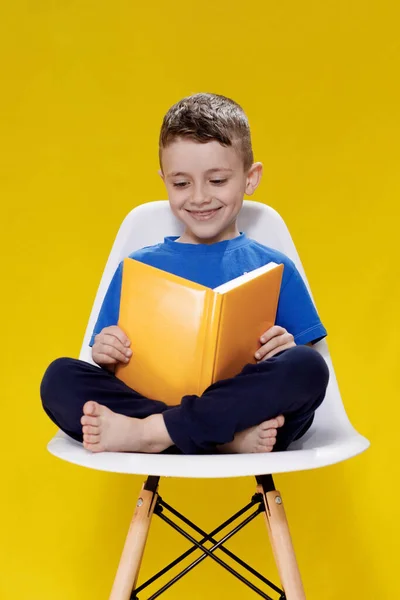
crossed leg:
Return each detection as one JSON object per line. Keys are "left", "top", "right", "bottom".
{"left": 81, "top": 401, "right": 285, "bottom": 454}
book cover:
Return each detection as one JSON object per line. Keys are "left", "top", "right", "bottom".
{"left": 115, "top": 258, "right": 284, "bottom": 405}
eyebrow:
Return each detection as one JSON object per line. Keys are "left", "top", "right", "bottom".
{"left": 166, "top": 168, "right": 234, "bottom": 178}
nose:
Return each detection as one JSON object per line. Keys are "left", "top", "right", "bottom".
{"left": 190, "top": 184, "right": 212, "bottom": 207}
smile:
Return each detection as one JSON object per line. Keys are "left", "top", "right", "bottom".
{"left": 187, "top": 208, "right": 222, "bottom": 220}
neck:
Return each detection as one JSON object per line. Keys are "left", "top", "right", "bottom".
{"left": 177, "top": 224, "right": 240, "bottom": 245}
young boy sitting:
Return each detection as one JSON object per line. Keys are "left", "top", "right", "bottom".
{"left": 40, "top": 93, "right": 329, "bottom": 455}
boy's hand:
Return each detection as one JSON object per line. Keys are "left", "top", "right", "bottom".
{"left": 255, "top": 326, "right": 296, "bottom": 362}
{"left": 92, "top": 326, "right": 132, "bottom": 371}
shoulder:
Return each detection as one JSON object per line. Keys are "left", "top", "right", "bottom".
{"left": 245, "top": 238, "right": 297, "bottom": 281}
{"left": 127, "top": 240, "right": 183, "bottom": 272}
{"left": 128, "top": 242, "right": 165, "bottom": 261}
{"left": 246, "top": 237, "right": 294, "bottom": 264}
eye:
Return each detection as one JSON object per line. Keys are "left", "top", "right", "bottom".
{"left": 173, "top": 181, "right": 189, "bottom": 188}
{"left": 210, "top": 179, "right": 227, "bottom": 185}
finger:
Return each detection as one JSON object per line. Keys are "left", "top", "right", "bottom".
{"left": 259, "top": 325, "right": 287, "bottom": 344}
{"left": 102, "top": 333, "right": 132, "bottom": 356}
{"left": 100, "top": 343, "right": 131, "bottom": 363}
{"left": 256, "top": 333, "right": 295, "bottom": 360}
{"left": 255, "top": 335, "right": 282, "bottom": 360}
{"left": 107, "top": 326, "right": 131, "bottom": 347}
{"left": 264, "top": 341, "right": 296, "bottom": 360}
{"left": 92, "top": 352, "right": 118, "bottom": 365}
{"left": 100, "top": 335, "right": 133, "bottom": 360}
{"left": 96, "top": 328, "right": 131, "bottom": 351}
{"left": 261, "top": 329, "right": 292, "bottom": 348}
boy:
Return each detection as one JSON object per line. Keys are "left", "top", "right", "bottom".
{"left": 41, "top": 93, "right": 329, "bottom": 455}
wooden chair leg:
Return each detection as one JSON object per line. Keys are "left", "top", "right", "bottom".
{"left": 257, "top": 476, "right": 306, "bottom": 600}
{"left": 109, "top": 476, "right": 159, "bottom": 600}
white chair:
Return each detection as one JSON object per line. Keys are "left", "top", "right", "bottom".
{"left": 47, "top": 200, "right": 369, "bottom": 600}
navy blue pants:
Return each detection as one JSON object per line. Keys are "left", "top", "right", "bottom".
{"left": 40, "top": 346, "right": 329, "bottom": 454}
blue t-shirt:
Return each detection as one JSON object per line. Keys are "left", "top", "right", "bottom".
{"left": 89, "top": 233, "right": 327, "bottom": 347}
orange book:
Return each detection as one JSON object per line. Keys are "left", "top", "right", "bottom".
{"left": 115, "top": 258, "right": 284, "bottom": 405}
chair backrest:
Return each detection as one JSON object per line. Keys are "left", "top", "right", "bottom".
{"left": 80, "top": 200, "right": 356, "bottom": 437}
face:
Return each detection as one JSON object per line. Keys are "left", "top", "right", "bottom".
{"left": 159, "top": 138, "right": 263, "bottom": 244}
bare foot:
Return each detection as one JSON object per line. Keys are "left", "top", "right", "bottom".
{"left": 218, "top": 416, "right": 285, "bottom": 454}
{"left": 80, "top": 401, "right": 173, "bottom": 453}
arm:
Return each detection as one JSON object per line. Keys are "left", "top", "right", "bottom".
{"left": 271, "top": 258, "right": 327, "bottom": 347}
{"left": 89, "top": 262, "right": 123, "bottom": 349}
{"left": 88, "top": 262, "right": 132, "bottom": 371}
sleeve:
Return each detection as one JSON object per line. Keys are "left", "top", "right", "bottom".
{"left": 275, "top": 260, "right": 327, "bottom": 345}
{"left": 89, "top": 262, "right": 123, "bottom": 347}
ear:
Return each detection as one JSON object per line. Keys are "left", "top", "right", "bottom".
{"left": 158, "top": 169, "right": 165, "bottom": 181}
{"left": 244, "top": 162, "right": 263, "bottom": 196}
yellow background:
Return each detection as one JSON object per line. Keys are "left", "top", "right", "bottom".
{"left": 1, "top": 1, "right": 399, "bottom": 598}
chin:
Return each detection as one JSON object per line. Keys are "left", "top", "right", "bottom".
{"left": 192, "top": 227, "right": 232, "bottom": 244}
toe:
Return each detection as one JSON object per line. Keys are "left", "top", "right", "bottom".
{"left": 260, "top": 428, "right": 277, "bottom": 439}
{"left": 82, "top": 425, "right": 99, "bottom": 435}
{"left": 83, "top": 440, "right": 103, "bottom": 452}
{"left": 256, "top": 443, "right": 274, "bottom": 453}
{"left": 83, "top": 433, "right": 100, "bottom": 444}
{"left": 83, "top": 401, "right": 112, "bottom": 418}
{"left": 260, "top": 435, "right": 277, "bottom": 451}
{"left": 83, "top": 401, "right": 98, "bottom": 416}
{"left": 81, "top": 415, "right": 98, "bottom": 426}
{"left": 260, "top": 418, "right": 279, "bottom": 430}
{"left": 89, "top": 445, "right": 104, "bottom": 453}
{"left": 260, "top": 415, "right": 285, "bottom": 430}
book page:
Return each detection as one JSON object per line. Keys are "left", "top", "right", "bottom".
{"left": 213, "top": 262, "right": 279, "bottom": 294}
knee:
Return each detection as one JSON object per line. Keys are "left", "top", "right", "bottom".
{"left": 282, "top": 345, "right": 330, "bottom": 394}
{"left": 40, "top": 357, "right": 75, "bottom": 410}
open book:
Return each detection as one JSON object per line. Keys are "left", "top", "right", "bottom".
{"left": 115, "top": 258, "right": 284, "bottom": 405}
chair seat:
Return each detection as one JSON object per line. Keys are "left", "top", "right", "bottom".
{"left": 47, "top": 425, "right": 369, "bottom": 478}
